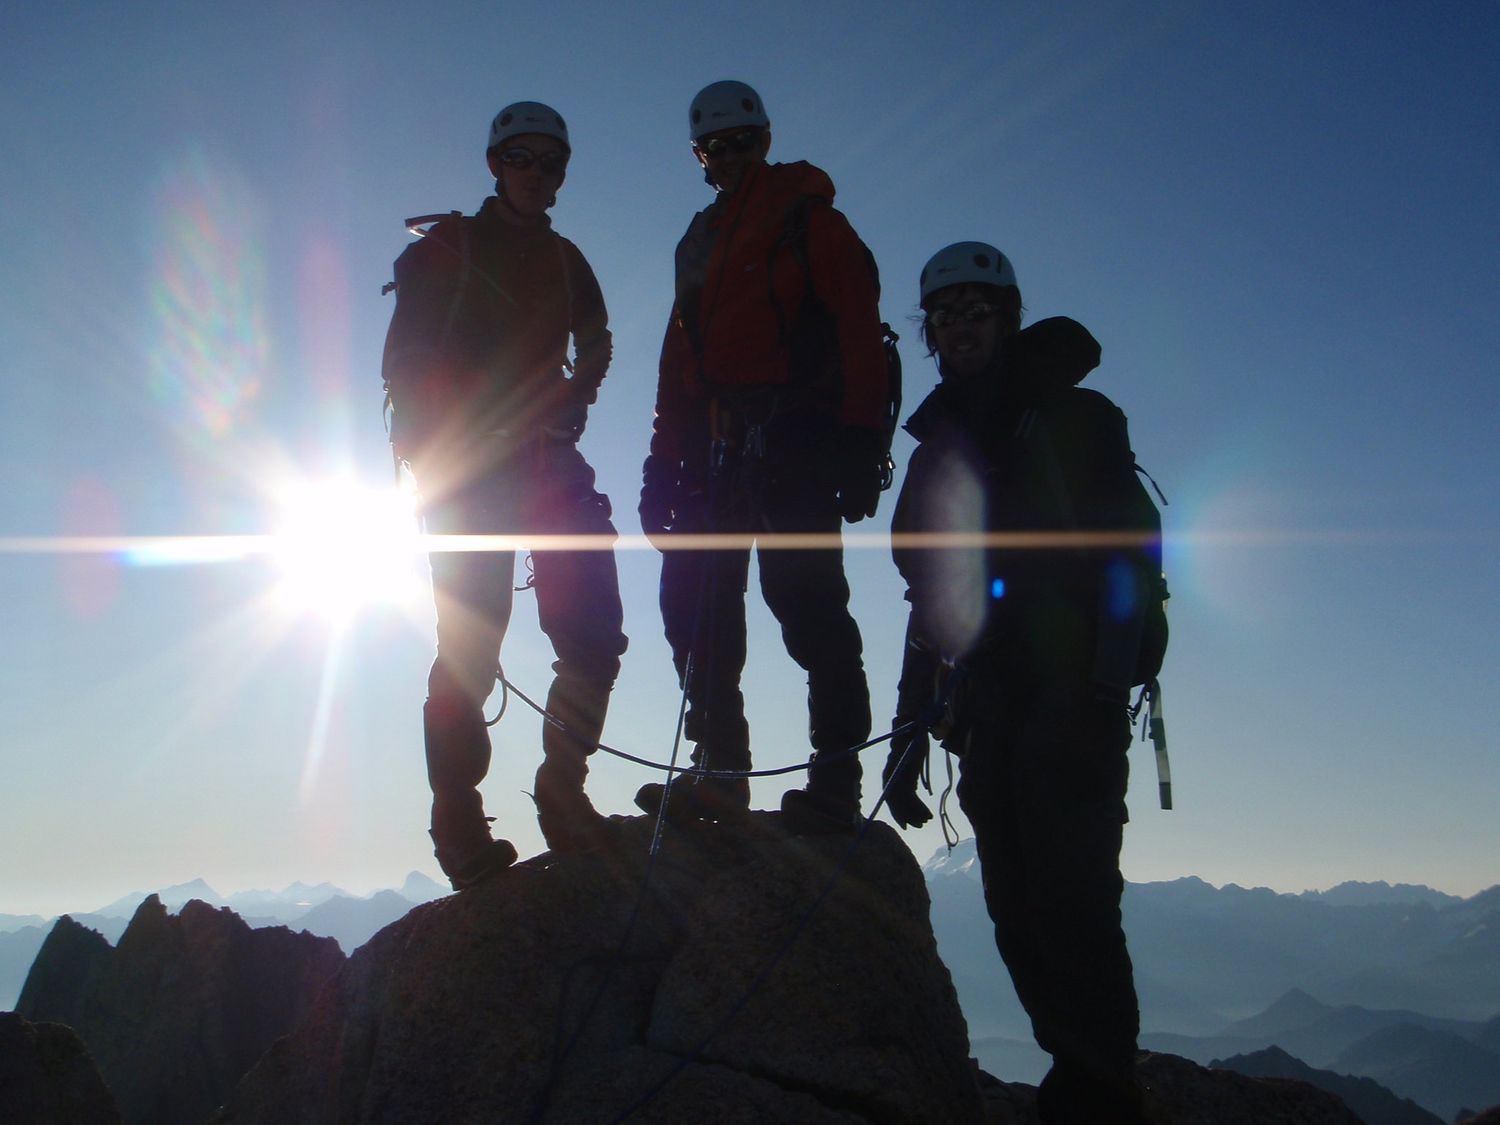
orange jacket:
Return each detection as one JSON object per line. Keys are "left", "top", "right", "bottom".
{"left": 650, "top": 161, "right": 888, "bottom": 462}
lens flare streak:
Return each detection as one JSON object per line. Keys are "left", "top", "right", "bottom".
{"left": 0, "top": 527, "right": 1439, "bottom": 559}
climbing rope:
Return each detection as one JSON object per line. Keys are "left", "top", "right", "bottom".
{"left": 499, "top": 672, "right": 903, "bottom": 779}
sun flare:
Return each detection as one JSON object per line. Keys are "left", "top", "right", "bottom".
{"left": 270, "top": 478, "right": 425, "bottom": 619}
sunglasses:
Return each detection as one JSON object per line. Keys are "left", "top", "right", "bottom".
{"left": 927, "top": 301, "right": 999, "bottom": 329}
{"left": 496, "top": 146, "right": 569, "bottom": 174}
{"left": 694, "top": 128, "right": 764, "bottom": 159}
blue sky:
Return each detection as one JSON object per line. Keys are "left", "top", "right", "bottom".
{"left": 2, "top": 1, "right": 1497, "bottom": 917}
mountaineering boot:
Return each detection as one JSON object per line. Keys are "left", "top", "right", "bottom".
{"left": 431, "top": 830, "right": 518, "bottom": 891}
{"left": 779, "top": 786, "right": 862, "bottom": 835}
{"left": 637, "top": 712, "right": 753, "bottom": 823}
{"left": 425, "top": 692, "right": 515, "bottom": 890}
{"left": 781, "top": 742, "right": 864, "bottom": 835}
{"left": 634, "top": 773, "right": 751, "bottom": 823}
{"left": 789, "top": 657, "right": 870, "bottom": 834}
{"left": 534, "top": 674, "right": 622, "bottom": 852}
{"left": 532, "top": 760, "right": 623, "bottom": 853}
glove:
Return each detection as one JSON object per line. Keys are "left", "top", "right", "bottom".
{"left": 639, "top": 455, "right": 679, "bottom": 544}
{"left": 882, "top": 722, "right": 933, "bottom": 830}
{"left": 835, "top": 427, "right": 886, "bottom": 524}
{"left": 542, "top": 383, "right": 589, "bottom": 442}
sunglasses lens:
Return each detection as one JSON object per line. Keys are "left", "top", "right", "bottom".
{"left": 931, "top": 302, "right": 996, "bottom": 328}
{"left": 699, "top": 129, "right": 761, "bottom": 158}
{"left": 499, "top": 148, "right": 567, "bottom": 173}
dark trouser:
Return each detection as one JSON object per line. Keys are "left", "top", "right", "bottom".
{"left": 420, "top": 440, "right": 627, "bottom": 851}
{"left": 955, "top": 691, "right": 1141, "bottom": 1124}
{"left": 658, "top": 444, "right": 870, "bottom": 799}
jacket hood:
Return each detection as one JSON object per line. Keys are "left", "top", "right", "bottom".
{"left": 1003, "top": 316, "right": 1100, "bottom": 396}
{"left": 766, "top": 160, "right": 836, "bottom": 201}
{"left": 725, "top": 159, "right": 836, "bottom": 209}
{"left": 906, "top": 316, "right": 1102, "bottom": 440}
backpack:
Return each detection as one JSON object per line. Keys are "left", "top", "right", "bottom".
{"left": 379, "top": 211, "right": 468, "bottom": 469}
{"left": 1009, "top": 317, "right": 1168, "bottom": 690}
{"left": 1128, "top": 465, "right": 1170, "bottom": 689}
{"left": 381, "top": 210, "right": 575, "bottom": 468}
{"left": 777, "top": 195, "right": 903, "bottom": 489}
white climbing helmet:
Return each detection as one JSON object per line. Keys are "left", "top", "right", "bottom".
{"left": 487, "top": 101, "right": 570, "bottom": 153}
{"left": 918, "top": 242, "right": 1018, "bottom": 304}
{"left": 689, "top": 80, "right": 769, "bottom": 142}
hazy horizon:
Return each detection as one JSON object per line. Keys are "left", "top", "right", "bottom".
{"left": 4, "top": 851, "right": 1493, "bottom": 922}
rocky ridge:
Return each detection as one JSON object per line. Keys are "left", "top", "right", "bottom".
{"left": 17, "top": 894, "right": 343, "bottom": 1125}
{"left": 4, "top": 813, "right": 1403, "bottom": 1124}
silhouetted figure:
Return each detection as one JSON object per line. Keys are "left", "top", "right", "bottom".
{"left": 382, "top": 102, "right": 627, "bottom": 888}
{"left": 636, "top": 80, "right": 891, "bottom": 833}
{"left": 633, "top": 81, "right": 891, "bottom": 832}
{"left": 884, "top": 242, "right": 1159, "bottom": 1123}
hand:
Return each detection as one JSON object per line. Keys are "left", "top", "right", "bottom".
{"left": 836, "top": 427, "right": 885, "bottom": 523}
{"left": 542, "top": 386, "right": 588, "bottom": 442}
{"left": 882, "top": 723, "right": 933, "bottom": 830}
{"left": 639, "top": 456, "right": 679, "bottom": 544}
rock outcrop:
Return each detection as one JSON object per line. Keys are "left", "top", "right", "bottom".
{"left": 0, "top": 1011, "right": 121, "bottom": 1125}
{"left": 218, "top": 816, "right": 984, "bottom": 1125}
{"left": 16, "top": 894, "right": 344, "bottom": 1125}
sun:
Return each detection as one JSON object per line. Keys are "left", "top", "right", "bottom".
{"left": 269, "top": 476, "right": 425, "bottom": 620}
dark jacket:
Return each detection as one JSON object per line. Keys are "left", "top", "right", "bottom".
{"left": 649, "top": 160, "right": 887, "bottom": 467}
{"left": 382, "top": 197, "right": 611, "bottom": 467}
{"left": 892, "top": 318, "right": 1154, "bottom": 701}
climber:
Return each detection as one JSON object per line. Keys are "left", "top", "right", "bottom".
{"left": 883, "top": 242, "right": 1160, "bottom": 1123}
{"left": 380, "top": 101, "right": 628, "bottom": 889}
{"left": 635, "top": 80, "right": 891, "bottom": 834}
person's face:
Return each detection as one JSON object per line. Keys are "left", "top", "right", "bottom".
{"left": 927, "top": 284, "right": 1004, "bottom": 380}
{"left": 693, "top": 126, "right": 769, "bottom": 195}
{"left": 488, "top": 133, "right": 568, "bottom": 218}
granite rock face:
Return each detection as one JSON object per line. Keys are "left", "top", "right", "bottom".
{"left": 218, "top": 815, "right": 984, "bottom": 1125}
{"left": 0, "top": 1011, "right": 121, "bottom": 1125}
{"left": 16, "top": 895, "right": 344, "bottom": 1125}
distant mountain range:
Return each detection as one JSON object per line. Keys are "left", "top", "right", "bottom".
{"left": 1211, "top": 1045, "right": 1443, "bottom": 1125}
{"left": 0, "top": 872, "right": 449, "bottom": 1011}
{"left": 4, "top": 851, "right": 1496, "bottom": 1119}
{"left": 79, "top": 872, "right": 449, "bottom": 922}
